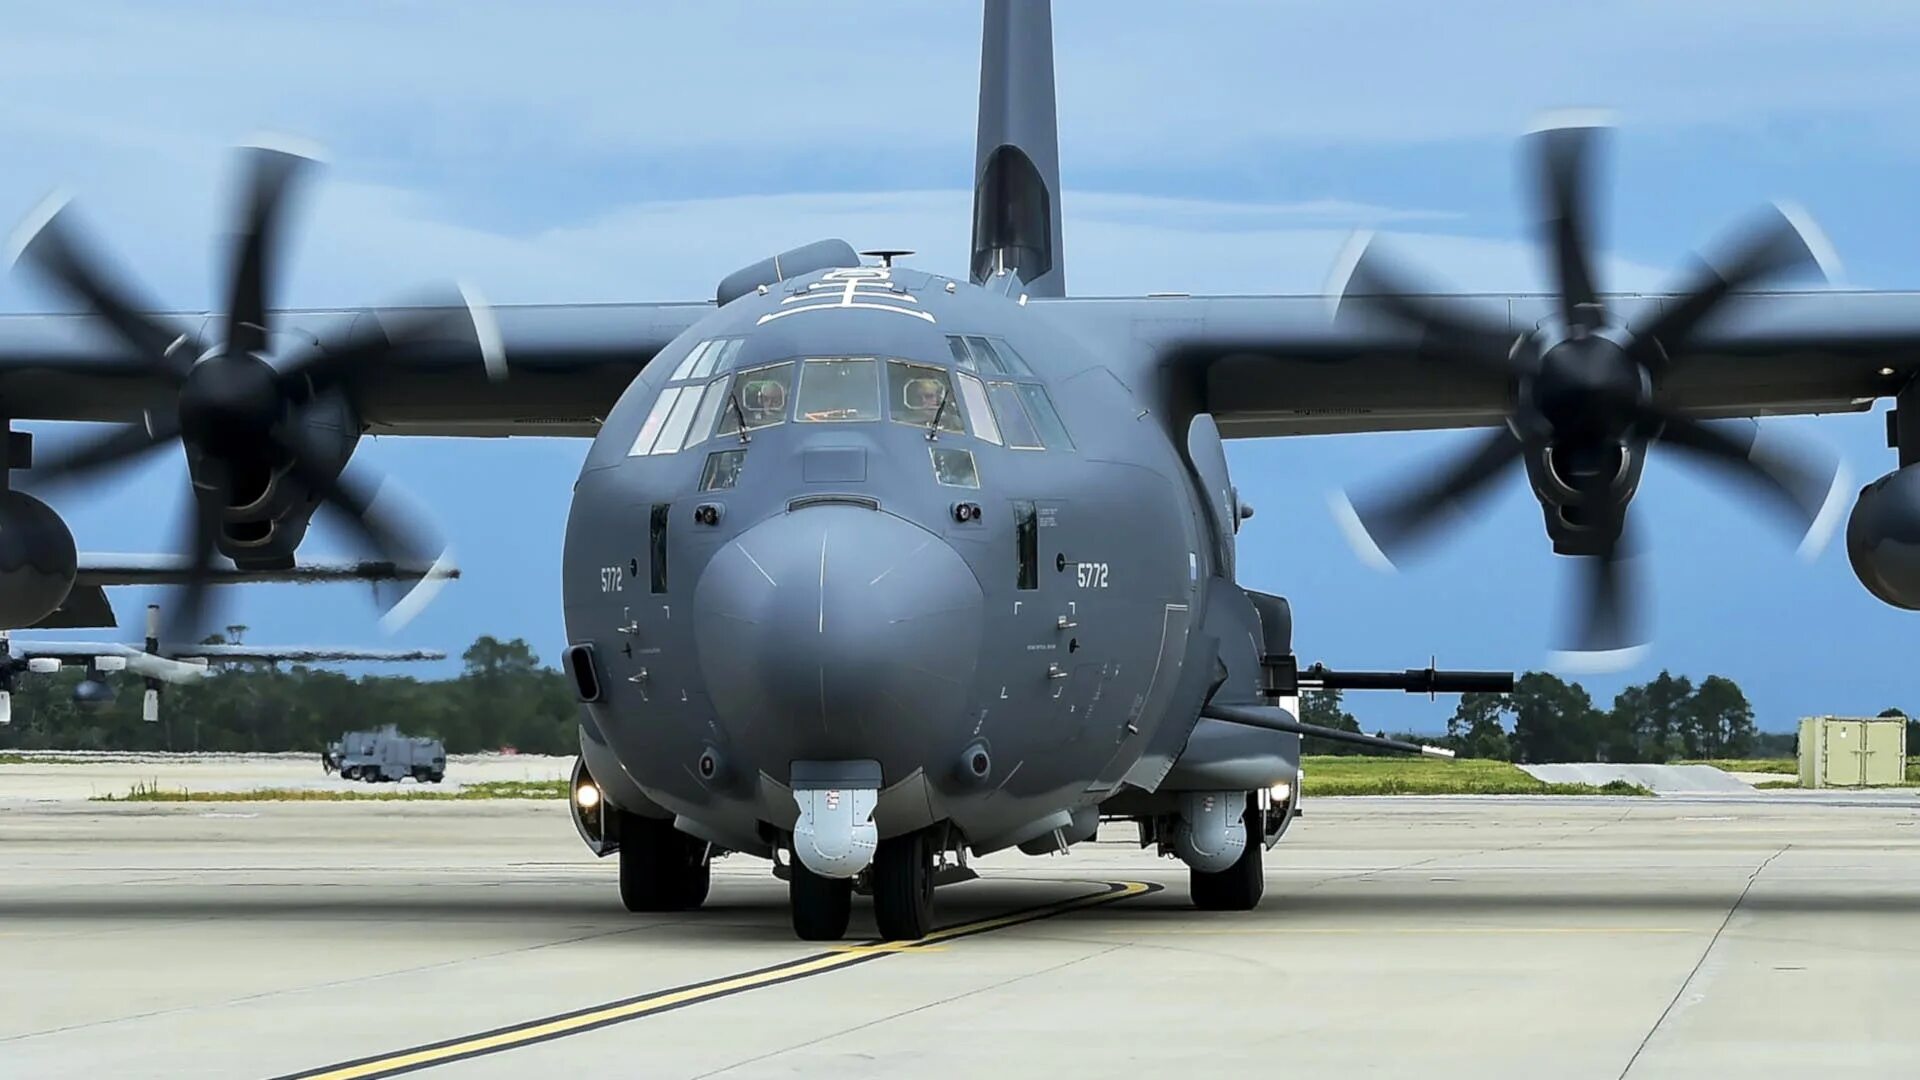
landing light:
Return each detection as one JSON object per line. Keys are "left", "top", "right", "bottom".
{"left": 574, "top": 783, "right": 601, "bottom": 810}
{"left": 1268, "top": 781, "right": 1293, "bottom": 803}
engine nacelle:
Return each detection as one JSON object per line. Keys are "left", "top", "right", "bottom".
{"left": 0, "top": 491, "right": 77, "bottom": 629}
{"left": 72, "top": 674, "right": 115, "bottom": 711}
{"left": 1521, "top": 439, "right": 1648, "bottom": 557}
{"left": 1847, "top": 465, "right": 1920, "bottom": 610}
{"left": 186, "top": 391, "right": 360, "bottom": 570}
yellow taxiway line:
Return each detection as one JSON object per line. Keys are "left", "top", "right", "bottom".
{"left": 279, "top": 879, "right": 1155, "bottom": 1080}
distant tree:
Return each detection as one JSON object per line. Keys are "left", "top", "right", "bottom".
{"left": 1690, "top": 676, "right": 1756, "bottom": 758}
{"left": 1446, "top": 691, "right": 1511, "bottom": 760}
{"left": 1509, "top": 673, "right": 1604, "bottom": 763}
{"left": 1611, "top": 671, "right": 1694, "bottom": 762}
{"left": 1299, "top": 688, "right": 1363, "bottom": 755}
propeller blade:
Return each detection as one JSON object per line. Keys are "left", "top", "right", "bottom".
{"left": 275, "top": 428, "right": 452, "bottom": 631}
{"left": 1332, "top": 235, "right": 1520, "bottom": 373}
{"left": 1647, "top": 412, "right": 1850, "bottom": 559}
{"left": 7, "top": 195, "right": 199, "bottom": 375}
{"left": 29, "top": 413, "right": 182, "bottom": 486}
{"left": 1632, "top": 202, "right": 1839, "bottom": 369}
{"left": 1527, "top": 116, "right": 1609, "bottom": 330}
{"left": 1331, "top": 427, "right": 1524, "bottom": 569}
{"left": 159, "top": 477, "right": 229, "bottom": 649}
{"left": 276, "top": 283, "right": 506, "bottom": 398}
{"left": 1550, "top": 471, "right": 1646, "bottom": 670}
{"left": 224, "top": 143, "right": 318, "bottom": 358}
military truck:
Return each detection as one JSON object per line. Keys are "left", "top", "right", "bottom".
{"left": 323, "top": 724, "right": 446, "bottom": 783}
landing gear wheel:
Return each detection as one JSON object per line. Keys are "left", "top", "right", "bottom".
{"left": 789, "top": 855, "right": 852, "bottom": 941}
{"left": 1190, "top": 803, "right": 1265, "bottom": 911}
{"left": 618, "top": 812, "right": 710, "bottom": 913}
{"left": 872, "top": 830, "right": 936, "bottom": 941}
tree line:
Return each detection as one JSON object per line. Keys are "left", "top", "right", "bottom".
{"left": 1303, "top": 670, "right": 1918, "bottom": 762}
{"left": 0, "top": 635, "right": 581, "bottom": 756}
{"left": 6, "top": 643, "right": 1911, "bottom": 764}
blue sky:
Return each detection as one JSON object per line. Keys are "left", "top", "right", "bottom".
{"left": 3, "top": 2, "right": 1918, "bottom": 732}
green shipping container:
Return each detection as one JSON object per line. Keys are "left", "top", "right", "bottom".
{"left": 1798, "top": 716, "right": 1908, "bottom": 788}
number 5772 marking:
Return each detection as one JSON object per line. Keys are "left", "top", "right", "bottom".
{"left": 1075, "top": 562, "right": 1109, "bottom": 588}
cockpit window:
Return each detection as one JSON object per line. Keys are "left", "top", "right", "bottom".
{"left": 986, "top": 381, "right": 1044, "bottom": 450}
{"left": 649, "top": 381, "right": 708, "bottom": 454}
{"left": 717, "top": 361, "right": 795, "bottom": 435}
{"left": 955, "top": 373, "right": 1000, "bottom": 445}
{"left": 930, "top": 447, "right": 980, "bottom": 488}
{"left": 1016, "top": 384, "right": 1073, "bottom": 450}
{"left": 669, "top": 338, "right": 745, "bottom": 383}
{"left": 887, "top": 360, "right": 966, "bottom": 435}
{"left": 796, "top": 359, "right": 880, "bottom": 423}
{"left": 947, "top": 336, "right": 976, "bottom": 371}
{"left": 684, "top": 376, "right": 730, "bottom": 450}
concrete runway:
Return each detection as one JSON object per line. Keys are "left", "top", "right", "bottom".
{"left": 4, "top": 794, "right": 1919, "bottom": 1079}
{"left": 0, "top": 751, "right": 572, "bottom": 802}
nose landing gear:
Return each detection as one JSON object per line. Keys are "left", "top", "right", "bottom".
{"left": 789, "top": 857, "right": 854, "bottom": 941}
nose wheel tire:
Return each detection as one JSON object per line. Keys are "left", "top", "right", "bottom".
{"left": 872, "top": 830, "right": 936, "bottom": 941}
{"left": 618, "top": 811, "right": 711, "bottom": 913}
{"left": 789, "top": 855, "right": 853, "bottom": 941}
{"left": 1189, "top": 802, "right": 1266, "bottom": 912}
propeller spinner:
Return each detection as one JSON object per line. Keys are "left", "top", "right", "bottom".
{"left": 5, "top": 141, "right": 493, "bottom": 645}
{"left": 1330, "top": 116, "right": 1849, "bottom": 668}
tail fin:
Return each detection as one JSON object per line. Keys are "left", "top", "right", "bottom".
{"left": 971, "top": 0, "right": 1065, "bottom": 298}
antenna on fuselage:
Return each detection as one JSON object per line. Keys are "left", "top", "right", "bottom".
{"left": 860, "top": 249, "right": 914, "bottom": 269}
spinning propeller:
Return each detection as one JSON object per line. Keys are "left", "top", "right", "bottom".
{"left": 5, "top": 140, "right": 499, "bottom": 644}
{"left": 1330, "top": 115, "right": 1849, "bottom": 669}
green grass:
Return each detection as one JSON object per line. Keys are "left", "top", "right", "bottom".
{"left": 1679, "top": 758, "right": 1797, "bottom": 775}
{"left": 0, "top": 753, "right": 88, "bottom": 765}
{"left": 93, "top": 778, "right": 569, "bottom": 803}
{"left": 1753, "top": 779, "right": 1801, "bottom": 790}
{"left": 1300, "top": 756, "right": 1650, "bottom": 797}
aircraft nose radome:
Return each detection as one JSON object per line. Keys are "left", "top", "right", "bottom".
{"left": 693, "top": 505, "right": 985, "bottom": 761}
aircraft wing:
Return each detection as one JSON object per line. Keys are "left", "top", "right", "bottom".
{"left": 1048, "top": 290, "right": 1920, "bottom": 438}
{"left": 0, "top": 300, "right": 710, "bottom": 437}
{"left": 178, "top": 645, "right": 445, "bottom": 663}
{"left": 7, "top": 641, "right": 211, "bottom": 683}
{"left": 74, "top": 552, "right": 461, "bottom": 586}
{"left": 5, "top": 289, "right": 1917, "bottom": 439}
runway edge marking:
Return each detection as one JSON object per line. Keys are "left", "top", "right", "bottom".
{"left": 274, "top": 879, "right": 1158, "bottom": 1080}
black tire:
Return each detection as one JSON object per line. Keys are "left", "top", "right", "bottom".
{"left": 618, "top": 813, "right": 708, "bottom": 913}
{"left": 789, "top": 856, "right": 852, "bottom": 941}
{"left": 428, "top": 772, "right": 444, "bottom": 784}
{"left": 872, "top": 830, "right": 936, "bottom": 941}
{"left": 1190, "top": 803, "right": 1265, "bottom": 911}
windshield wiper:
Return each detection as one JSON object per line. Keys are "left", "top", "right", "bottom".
{"left": 725, "top": 390, "right": 752, "bottom": 444}
{"left": 926, "top": 388, "right": 952, "bottom": 441}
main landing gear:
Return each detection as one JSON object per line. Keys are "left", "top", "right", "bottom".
{"left": 617, "top": 810, "right": 711, "bottom": 912}
{"left": 788, "top": 826, "right": 940, "bottom": 942}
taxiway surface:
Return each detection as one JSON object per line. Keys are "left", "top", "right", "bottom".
{"left": 3, "top": 794, "right": 1918, "bottom": 1078}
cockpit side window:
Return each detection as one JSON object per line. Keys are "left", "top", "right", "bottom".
{"left": 986, "top": 381, "right": 1044, "bottom": 449}
{"left": 887, "top": 360, "right": 966, "bottom": 435}
{"left": 1016, "top": 384, "right": 1073, "bottom": 450}
{"left": 954, "top": 373, "right": 1000, "bottom": 445}
{"left": 796, "top": 359, "right": 881, "bottom": 423}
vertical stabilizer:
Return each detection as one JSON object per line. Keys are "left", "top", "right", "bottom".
{"left": 972, "top": 0, "right": 1065, "bottom": 297}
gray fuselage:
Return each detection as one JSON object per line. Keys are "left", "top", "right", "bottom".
{"left": 562, "top": 266, "right": 1219, "bottom": 856}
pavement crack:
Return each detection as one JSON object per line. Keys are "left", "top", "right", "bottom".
{"left": 1616, "top": 844, "right": 1788, "bottom": 1080}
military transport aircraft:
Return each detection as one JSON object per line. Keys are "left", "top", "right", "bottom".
{"left": 3, "top": 1, "right": 1917, "bottom": 940}
{"left": 1, "top": 601, "right": 443, "bottom": 725}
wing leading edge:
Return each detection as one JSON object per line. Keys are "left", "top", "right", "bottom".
{"left": 1044, "top": 289, "right": 1920, "bottom": 439}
